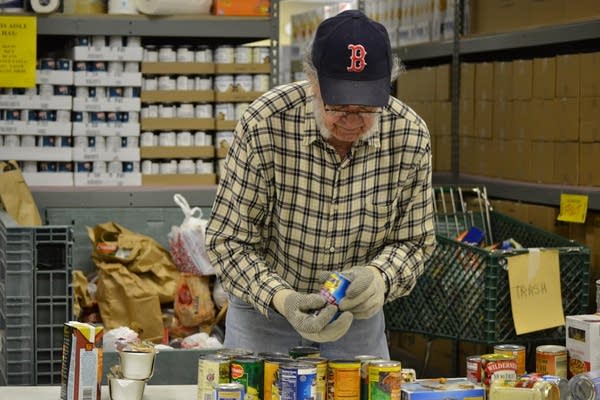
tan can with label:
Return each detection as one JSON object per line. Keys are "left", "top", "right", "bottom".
{"left": 327, "top": 359, "right": 361, "bottom": 400}
{"left": 536, "top": 345, "right": 568, "bottom": 379}
{"left": 494, "top": 344, "right": 526, "bottom": 375}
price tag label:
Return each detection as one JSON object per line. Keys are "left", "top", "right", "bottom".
{"left": 557, "top": 193, "right": 588, "bottom": 223}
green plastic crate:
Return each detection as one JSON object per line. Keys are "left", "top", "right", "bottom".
{"left": 384, "top": 211, "right": 590, "bottom": 344}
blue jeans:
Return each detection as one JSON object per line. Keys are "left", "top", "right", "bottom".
{"left": 224, "top": 295, "right": 390, "bottom": 359}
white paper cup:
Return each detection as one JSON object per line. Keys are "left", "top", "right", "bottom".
{"left": 108, "top": 376, "right": 146, "bottom": 400}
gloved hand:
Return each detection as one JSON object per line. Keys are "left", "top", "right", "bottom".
{"left": 337, "top": 267, "right": 386, "bottom": 320}
{"left": 272, "top": 289, "right": 353, "bottom": 343}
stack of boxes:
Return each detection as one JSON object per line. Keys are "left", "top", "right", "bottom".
{"left": 71, "top": 35, "right": 143, "bottom": 186}
{"left": 0, "top": 59, "right": 74, "bottom": 185}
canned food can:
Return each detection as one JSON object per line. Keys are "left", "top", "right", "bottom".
{"left": 38, "top": 162, "right": 58, "bottom": 172}
{"left": 141, "top": 160, "right": 153, "bottom": 174}
{"left": 56, "top": 110, "right": 71, "bottom": 122}
{"left": 108, "top": 35, "right": 123, "bottom": 48}
{"left": 489, "top": 378, "right": 560, "bottom": 400}
{"left": 253, "top": 47, "right": 270, "bottom": 64}
{"left": 354, "top": 356, "right": 384, "bottom": 400}
{"left": 230, "top": 355, "right": 263, "bottom": 400}
{"left": 568, "top": 370, "right": 600, "bottom": 400}
{"left": 53, "top": 85, "right": 72, "bottom": 96}
{"left": 39, "top": 84, "right": 54, "bottom": 96}
{"left": 214, "top": 382, "right": 245, "bottom": 400}
{"left": 195, "top": 45, "right": 213, "bottom": 63}
{"left": 480, "top": 353, "right": 518, "bottom": 391}
{"left": 151, "top": 162, "right": 160, "bottom": 174}
{"left": 400, "top": 369, "right": 416, "bottom": 383}
{"left": 144, "top": 45, "right": 159, "bottom": 62}
{"left": 176, "top": 75, "right": 193, "bottom": 91}
{"left": 140, "top": 131, "right": 156, "bottom": 147}
{"left": 235, "top": 74, "right": 253, "bottom": 92}
{"left": 253, "top": 74, "right": 270, "bottom": 92}
{"left": 144, "top": 76, "right": 158, "bottom": 91}
{"left": 215, "top": 103, "right": 235, "bottom": 120}
{"left": 91, "top": 61, "right": 107, "bottom": 72}
{"left": 234, "top": 45, "right": 253, "bottom": 64}
{"left": 177, "top": 103, "right": 195, "bottom": 118}
{"left": 289, "top": 347, "right": 320, "bottom": 360}
{"left": 22, "top": 161, "right": 37, "bottom": 172}
{"left": 280, "top": 362, "right": 317, "bottom": 400}
{"left": 176, "top": 45, "right": 195, "bottom": 62}
{"left": 494, "top": 344, "right": 526, "bottom": 375}
{"left": 367, "top": 361, "right": 402, "bottom": 400}
{"left": 262, "top": 356, "right": 292, "bottom": 400}
{"left": 297, "top": 357, "right": 328, "bottom": 400}
{"left": 39, "top": 58, "right": 56, "bottom": 70}
{"left": 176, "top": 131, "right": 193, "bottom": 146}
{"left": 194, "top": 131, "right": 211, "bottom": 146}
{"left": 107, "top": 160, "right": 122, "bottom": 174}
{"left": 90, "top": 111, "right": 106, "bottom": 122}
{"left": 217, "top": 348, "right": 254, "bottom": 358}
{"left": 76, "top": 162, "right": 92, "bottom": 172}
{"left": 320, "top": 272, "right": 350, "bottom": 308}
{"left": 215, "top": 45, "right": 234, "bottom": 63}
{"left": 158, "top": 131, "right": 176, "bottom": 146}
{"left": 57, "top": 58, "right": 71, "bottom": 71}
{"left": 466, "top": 355, "right": 482, "bottom": 383}
{"left": 73, "top": 136, "right": 88, "bottom": 148}
{"left": 158, "top": 45, "right": 176, "bottom": 62}
{"left": 327, "top": 360, "right": 361, "bottom": 400}
{"left": 215, "top": 75, "right": 235, "bottom": 93}
{"left": 106, "top": 111, "right": 120, "bottom": 122}
{"left": 21, "top": 135, "right": 36, "bottom": 147}
{"left": 195, "top": 103, "right": 213, "bottom": 119}
{"left": 536, "top": 345, "right": 567, "bottom": 379}
{"left": 58, "top": 162, "right": 73, "bottom": 172}
{"left": 198, "top": 354, "right": 231, "bottom": 400}
{"left": 74, "top": 61, "right": 88, "bottom": 71}
{"left": 37, "top": 110, "right": 57, "bottom": 121}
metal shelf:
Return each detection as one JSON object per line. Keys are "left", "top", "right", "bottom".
{"left": 434, "top": 173, "right": 600, "bottom": 211}
{"left": 461, "top": 19, "right": 600, "bottom": 55}
{"left": 36, "top": 14, "right": 272, "bottom": 38}
{"left": 396, "top": 40, "right": 453, "bottom": 62}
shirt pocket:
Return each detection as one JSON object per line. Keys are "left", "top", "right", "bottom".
{"left": 357, "top": 193, "right": 399, "bottom": 247}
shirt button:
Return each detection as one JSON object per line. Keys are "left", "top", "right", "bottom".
{"left": 329, "top": 247, "right": 335, "bottom": 253}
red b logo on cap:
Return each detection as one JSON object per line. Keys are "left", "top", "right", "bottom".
{"left": 347, "top": 44, "right": 367, "bottom": 72}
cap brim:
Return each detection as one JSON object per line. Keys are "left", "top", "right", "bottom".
{"left": 318, "top": 75, "right": 391, "bottom": 107}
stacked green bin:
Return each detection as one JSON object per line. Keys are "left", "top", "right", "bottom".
{"left": 384, "top": 211, "right": 590, "bottom": 344}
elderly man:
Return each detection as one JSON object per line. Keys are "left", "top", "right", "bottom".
{"left": 206, "top": 9, "right": 436, "bottom": 359}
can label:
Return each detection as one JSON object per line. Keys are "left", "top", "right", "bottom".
{"left": 355, "top": 356, "right": 383, "bottom": 400}
{"left": 536, "top": 345, "right": 567, "bottom": 379}
{"left": 263, "top": 357, "right": 291, "bottom": 400}
{"left": 480, "top": 354, "right": 518, "bottom": 389}
{"left": 494, "top": 344, "right": 526, "bottom": 375}
{"left": 367, "top": 361, "right": 402, "bottom": 400}
{"left": 327, "top": 360, "right": 360, "bottom": 400}
{"left": 280, "top": 362, "right": 316, "bottom": 400}
{"left": 198, "top": 354, "right": 231, "bottom": 400}
{"left": 230, "top": 356, "right": 263, "bottom": 400}
{"left": 466, "top": 355, "right": 482, "bottom": 383}
{"left": 214, "top": 383, "right": 245, "bottom": 400}
{"left": 321, "top": 272, "right": 350, "bottom": 306}
{"left": 297, "top": 357, "right": 328, "bottom": 400}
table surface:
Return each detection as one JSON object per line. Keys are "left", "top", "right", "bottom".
{"left": 0, "top": 384, "right": 196, "bottom": 400}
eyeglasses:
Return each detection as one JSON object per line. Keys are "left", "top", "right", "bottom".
{"left": 323, "top": 106, "right": 382, "bottom": 119}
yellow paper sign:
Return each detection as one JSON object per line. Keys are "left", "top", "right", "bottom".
{"left": 557, "top": 193, "right": 588, "bottom": 223}
{"left": 0, "top": 16, "right": 36, "bottom": 88}
{"left": 508, "top": 249, "right": 564, "bottom": 335}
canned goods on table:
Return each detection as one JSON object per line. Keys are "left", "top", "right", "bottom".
{"left": 494, "top": 344, "right": 526, "bottom": 375}
{"left": 367, "top": 361, "right": 402, "bottom": 400}
{"left": 466, "top": 355, "right": 482, "bottom": 383}
{"left": 198, "top": 354, "right": 231, "bottom": 400}
{"left": 569, "top": 370, "right": 600, "bottom": 400}
{"left": 279, "top": 362, "right": 317, "bottom": 400}
{"left": 536, "top": 345, "right": 568, "bottom": 379}
{"left": 480, "top": 353, "right": 518, "bottom": 391}
{"left": 289, "top": 346, "right": 320, "bottom": 359}
{"left": 489, "top": 378, "right": 560, "bottom": 400}
{"left": 355, "top": 355, "right": 383, "bottom": 400}
{"left": 262, "top": 355, "right": 292, "bottom": 400}
{"left": 214, "top": 382, "right": 246, "bottom": 400}
{"left": 230, "top": 355, "right": 264, "bottom": 400}
{"left": 217, "top": 348, "right": 254, "bottom": 358}
{"left": 327, "top": 359, "right": 361, "bottom": 400}
{"left": 297, "top": 357, "right": 328, "bottom": 400}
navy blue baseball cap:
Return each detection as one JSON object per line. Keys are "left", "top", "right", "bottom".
{"left": 312, "top": 9, "right": 392, "bottom": 107}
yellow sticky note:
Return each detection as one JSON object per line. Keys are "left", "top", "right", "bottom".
{"left": 557, "top": 193, "right": 588, "bottom": 223}
{"left": 0, "top": 16, "right": 36, "bottom": 88}
{"left": 508, "top": 249, "right": 565, "bottom": 335}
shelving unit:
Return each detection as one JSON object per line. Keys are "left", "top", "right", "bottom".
{"left": 395, "top": 17, "right": 600, "bottom": 210}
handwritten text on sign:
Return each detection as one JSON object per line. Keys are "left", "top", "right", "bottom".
{"left": 508, "top": 249, "right": 564, "bottom": 335}
{"left": 0, "top": 16, "right": 36, "bottom": 88}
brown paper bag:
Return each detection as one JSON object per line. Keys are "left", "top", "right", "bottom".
{"left": 88, "top": 222, "right": 180, "bottom": 341}
{"left": 0, "top": 160, "right": 42, "bottom": 226}
{"left": 174, "top": 273, "right": 215, "bottom": 327}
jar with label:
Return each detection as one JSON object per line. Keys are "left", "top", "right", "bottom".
{"left": 158, "top": 75, "right": 176, "bottom": 91}
{"left": 160, "top": 160, "right": 177, "bottom": 174}
{"left": 194, "top": 131, "right": 210, "bottom": 146}
{"left": 144, "top": 45, "right": 159, "bottom": 62}
{"left": 177, "top": 131, "right": 193, "bottom": 146}
{"left": 195, "top": 45, "right": 213, "bottom": 63}
{"left": 214, "top": 45, "right": 234, "bottom": 63}
{"left": 196, "top": 159, "right": 214, "bottom": 174}
{"left": 195, "top": 75, "right": 213, "bottom": 91}
{"left": 143, "top": 76, "right": 158, "bottom": 91}
{"left": 177, "top": 103, "right": 195, "bottom": 118}
{"left": 176, "top": 45, "right": 195, "bottom": 62}
{"left": 159, "top": 104, "right": 176, "bottom": 118}
{"left": 159, "top": 131, "right": 176, "bottom": 146}
{"left": 215, "top": 103, "right": 235, "bottom": 121}
{"left": 214, "top": 75, "right": 234, "bottom": 93}
{"left": 195, "top": 104, "right": 213, "bottom": 119}
{"left": 178, "top": 159, "right": 196, "bottom": 174}
{"left": 253, "top": 74, "right": 270, "bottom": 92}
{"left": 215, "top": 131, "right": 234, "bottom": 149}
{"left": 158, "top": 45, "right": 176, "bottom": 62}
{"left": 126, "top": 36, "right": 141, "bottom": 47}
{"left": 253, "top": 47, "right": 270, "bottom": 64}
{"left": 235, "top": 74, "right": 253, "bottom": 92}
{"left": 176, "top": 75, "right": 194, "bottom": 91}
{"left": 234, "top": 45, "right": 252, "bottom": 64}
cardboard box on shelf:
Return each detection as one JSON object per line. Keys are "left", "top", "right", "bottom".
{"left": 470, "top": 0, "right": 530, "bottom": 35}
{"left": 580, "top": 52, "right": 600, "bottom": 98}
{"left": 474, "top": 100, "right": 493, "bottom": 138}
{"left": 555, "top": 98, "right": 580, "bottom": 142}
{"left": 492, "top": 199, "right": 530, "bottom": 222}
{"left": 492, "top": 99, "right": 512, "bottom": 140}
{"left": 530, "top": 140, "right": 555, "bottom": 184}
{"left": 565, "top": 0, "right": 600, "bottom": 21}
{"left": 140, "top": 146, "right": 214, "bottom": 160}
{"left": 511, "top": 100, "right": 531, "bottom": 140}
{"left": 512, "top": 59, "right": 533, "bottom": 100}
{"left": 553, "top": 141, "right": 579, "bottom": 186}
{"left": 580, "top": 98, "right": 600, "bottom": 142}
{"left": 579, "top": 142, "right": 600, "bottom": 187}
{"left": 460, "top": 63, "right": 475, "bottom": 100}
{"left": 141, "top": 90, "right": 214, "bottom": 104}
{"left": 475, "top": 62, "right": 494, "bottom": 100}
{"left": 212, "top": 0, "right": 270, "bottom": 16}
{"left": 142, "top": 174, "right": 217, "bottom": 186}
{"left": 533, "top": 57, "right": 556, "bottom": 99}
{"left": 566, "top": 314, "right": 600, "bottom": 378}
{"left": 459, "top": 99, "right": 474, "bottom": 137}
{"left": 435, "top": 64, "right": 451, "bottom": 101}
{"left": 527, "top": 202, "right": 558, "bottom": 233}
{"left": 493, "top": 62, "right": 513, "bottom": 100}
{"left": 529, "top": 0, "right": 565, "bottom": 27}
{"left": 141, "top": 62, "right": 215, "bottom": 75}
{"left": 434, "top": 135, "right": 451, "bottom": 172}
{"left": 434, "top": 101, "right": 452, "bottom": 136}
{"left": 556, "top": 54, "right": 581, "bottom": 98}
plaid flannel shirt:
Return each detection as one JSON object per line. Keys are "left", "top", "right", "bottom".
{"left": 205, "top": 81, "right": 436, "bottom": 317}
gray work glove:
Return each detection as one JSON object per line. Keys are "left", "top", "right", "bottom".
{"left": 336, "top": 267, "right": 386, "bottom": 320}
{"left": 272, "top": 289, "right": 353, "bottom": 343}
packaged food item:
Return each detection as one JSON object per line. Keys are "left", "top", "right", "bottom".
{"left": 566, "top": 314, "right": 600, "bottom": 378}
{"left": 401, "top": 378, "right": 484, "bottom": 400}
{"left": 489, "top": 378, "right": 560, "bottom": 400}
{"left": 568, "top": 370, "right": 600, "bottom": 400}
{"left": 536, "top": 345, "right": 568, "bottom": 379}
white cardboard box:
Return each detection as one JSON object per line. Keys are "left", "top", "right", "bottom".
{"left": 72, "top": 147, "right": 140, "bottom": 162}
{"left": 0, "top": 147, "right": 72, "bottom": 161}
{"left": 72, "top": 46, "right": 143, "bottom": 61}
{"left": 73, "top": 71, "right": 142, "bottom": 87}
{"left": 72, "top": 122, "right": 140, "bottom": 137}
{"left": 0, "top": 121, "right": 72, "bottom": 136}
{"left": 566, "top": 314, "right": 600, "bottom": 377}
{"left": 0, "top": 95, "right": 72, "bottom": 110}
{"left": 73, "top": 97, "right": 141, "bottom": 112}
{"left": 23, "top": 172, "right": 73, "bottom": 186}
{"left": 36, "top": 70, "right": 74, "bottom": 85}
{"left": 74, "top": 172, "right": 142, "bottom": 186}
